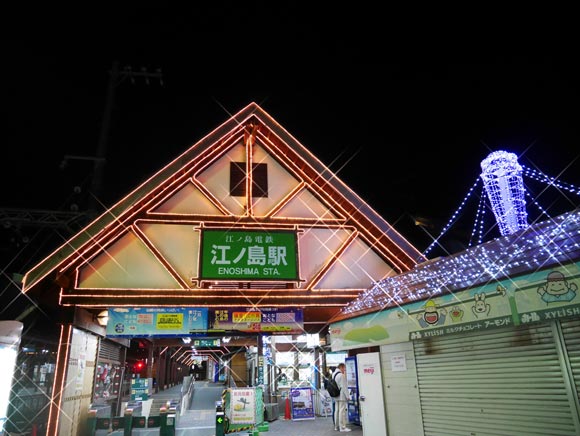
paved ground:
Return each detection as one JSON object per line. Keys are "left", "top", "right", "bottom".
{"left": 113, "top": 381, "right": 363, "bottom": 436}
{"left": 230, "top": 416, "right": 363, "bottom": 436}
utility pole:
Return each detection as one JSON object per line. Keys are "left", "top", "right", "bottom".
{"left": 0, "top": 62, "right": 163, "bottom": 267}
{"left": 87, "top": 61, "right": 163, "bottom": 215}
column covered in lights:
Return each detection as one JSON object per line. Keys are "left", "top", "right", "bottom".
{"left": 480, "top": 150, "right": 528, "bottom": 236}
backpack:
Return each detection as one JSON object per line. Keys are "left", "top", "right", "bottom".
{"left": 326, "top": 372, "right": 341, "bottom": 397}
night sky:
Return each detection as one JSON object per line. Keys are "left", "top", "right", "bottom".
{"left": 2, "top": 5, "right": 580, "bottom": 264}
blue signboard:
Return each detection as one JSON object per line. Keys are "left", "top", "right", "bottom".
{"left": 106, "top": 307, "right": 208, "bottom": 338}
{"left": 346, "top": 356, "right": 360, "bottom": 425}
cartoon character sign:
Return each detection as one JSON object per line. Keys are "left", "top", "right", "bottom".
{"left": 471, "top": 293, "right": 491, "bottom": 318}
{"left": 537, "top": 271, "right": 577, "bottom": 304}
{"left": 449, "top": 306, "right": 464, "bottom": 322}
{"left": 417, "top": 300, "right": 446, "bottom": 327}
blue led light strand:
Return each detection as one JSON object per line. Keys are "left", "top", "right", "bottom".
{"left": 469, "top": 188, "right": 487, "bottom": 248}
{"left": 342, "top": 151, "right": 580, "bottom": 317}
{"left": 423, "top": 177, "right": 481, "bottom": 257}
{"left": 521, "top": 165, "right": 580, "bottom": 195}
{"left": 524, "top": 190, "right": 552, "bottom": 221}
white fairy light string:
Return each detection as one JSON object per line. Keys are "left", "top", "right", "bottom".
{"left": 342, "top": 150, "right": 580, "bottom": 316}
{"left": 480, "top": 151, "right": 528, "bottom": 237}
{"left": 422, "top": 177, "right": 481, "bottom": 257}
{"left": 343, "top": 210, "right": 580, "bottom": 315}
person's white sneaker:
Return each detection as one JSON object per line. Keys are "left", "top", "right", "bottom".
{"left": 340, "top": 428, "right": 352, "bottom": 432}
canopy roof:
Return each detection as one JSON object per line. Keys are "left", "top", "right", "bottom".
{"left": 22, "top": 102, "right": 424, "bottom": 330}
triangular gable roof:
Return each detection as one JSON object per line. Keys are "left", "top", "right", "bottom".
{"left": 22, "top": 102, "right": 424, "bottom": 318}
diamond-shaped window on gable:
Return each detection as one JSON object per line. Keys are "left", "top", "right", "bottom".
{"left": 230, "top": 162, "right": 268, "bottom": 198}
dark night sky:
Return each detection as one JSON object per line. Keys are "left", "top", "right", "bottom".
{"left": 2, "top": 5, "right": 580, "bottom": 260}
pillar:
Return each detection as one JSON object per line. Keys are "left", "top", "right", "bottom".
{"left": 46, "top": 324, "right": 73, "bottom": 436}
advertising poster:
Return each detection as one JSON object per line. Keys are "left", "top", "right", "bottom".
{"left": 94, "top": 362, "right": 122, "bottom": 404}
{"left": 290, "top": 387, "right": 315, "bottom": 420}
{"left": 106, "top": 307, "right": 208, "bottom": 338}
{"left": 320, "top": 394, "right": 333, "bottom": 417}
{"left": 76, "top": 352, "right": 86, "bottom": 391}
{"left": 209, "top": 307, "right": 303, "bottom": 334}
{"left": 229, "top": 388, "right": 256, "bottom": 425}
{"left": 345, "top": 356, "right": 360, "bottom": 425}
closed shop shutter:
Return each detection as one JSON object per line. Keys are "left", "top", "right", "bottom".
{"left": 98, "top": 339, "right": 123, "bottom": 362}
{"left": 414, "top": 323, "right": 578, "bottom": 436}
{"left": 560, "top": 318, "right": 580, "bottom": 407}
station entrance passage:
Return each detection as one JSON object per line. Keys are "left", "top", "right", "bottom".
{"left": 94, "top": 379, "right": 361, "bottom": 436}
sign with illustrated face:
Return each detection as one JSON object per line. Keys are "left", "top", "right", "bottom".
{"left": 200, "top": 229, "right": 299, "bottom": 281}
{"left": 330, "top": 262, "right": 580, "bottom": 350}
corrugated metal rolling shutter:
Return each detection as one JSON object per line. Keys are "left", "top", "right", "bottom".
{"left": 98, "top": 338, "right": 123, "bottom": 362}
{"left": 414, "top": 323, "right": 578, "bottom": 436}
{"left": 561, "top": 318, "right": 580, "bottom": 407}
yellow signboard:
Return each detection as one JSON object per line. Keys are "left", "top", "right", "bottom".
{"left": 260, "top": 325, "right": 292, "bottom": 331}
{"left": 232, "top": 311, "right": 261, "bottom": 323}
{"left": 156, "top": 313, "right": 184, "bottom": 329}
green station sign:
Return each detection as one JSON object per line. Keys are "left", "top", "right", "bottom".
{"left": 200, "top": 229, "right": 298, "bottom": 281}
{"left": 192, "top": 338, "right": 221, "bottom": 347}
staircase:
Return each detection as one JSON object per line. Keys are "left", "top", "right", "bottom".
{"left": 149, "top": 398, "right": 172, "bottom": 416}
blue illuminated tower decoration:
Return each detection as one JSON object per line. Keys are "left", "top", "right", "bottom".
{"left": 480, "top": 150, "right": 528, "bottom": 236}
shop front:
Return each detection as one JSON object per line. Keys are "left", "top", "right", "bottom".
{"left": 330, "top": 211, "right": 580, "bottom": 436}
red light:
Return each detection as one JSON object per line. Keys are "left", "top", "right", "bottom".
{"left": 135, "top": 361, "right": 144, "bottom": 371}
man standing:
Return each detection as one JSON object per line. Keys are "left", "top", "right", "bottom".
{"left": 333, "top": 363, "right": 351, "bottom": 432}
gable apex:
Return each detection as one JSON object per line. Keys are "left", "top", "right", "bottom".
{"left": 23, "top": 102, "right": 425, "bottom": 304}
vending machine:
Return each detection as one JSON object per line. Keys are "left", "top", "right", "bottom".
{"left": 345, "top": 356, "right": 360, "bottom": 425}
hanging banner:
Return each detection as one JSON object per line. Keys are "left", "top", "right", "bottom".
{"left": 208, "top": 307, "right": 303, "bottom": 334}
{"left": 200, "top": 229, "right": 299, "bottom": 281}
{"left": 106, "top": 307, "right": 208, "bottom": 338}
